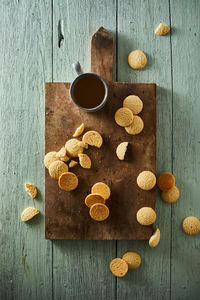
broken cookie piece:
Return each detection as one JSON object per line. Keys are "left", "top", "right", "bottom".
{"left": 25, "top": 182, "right": 37, "bottom": 198}
{"left": 65, "top": 138, "right": 84, "bottom": 157}
{"left": 78, "top": 153, "right": 91, "bottom": 169}
{"left": 21, "top": 207, "right": 39, "bottom": 222}
{"left": 73, "top": 123, "right": 85, "bottom": 137}
{"left": 82, "top": 131, "right": 103, "bottom": 148}
{"left": 69, "top": 160, "right": 78, "bottom": 168}
{"left": 56, "top": 147, "right": 69, "bottom": 162}
{"left": 116, "top": 142, "right": 128, "bottom": 160}
{"left": 155, "top": 23, "right": 170, "bottom": 36}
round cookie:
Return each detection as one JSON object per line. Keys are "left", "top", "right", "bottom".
{"left": 182, "top": 216, "right": 200, "bottom": 236}
{"left": 123, "top": 95, "right": 143, "bottom": 115}
{"left": 122, "top": 252, "right": 141, "bottom": 270}
{"left": 78, "top": 153, "right": 91, "bottom": 169}
{"left": 110, "top": 258, "right": 128, "bottom": 277}
{"left": 136, "top": 207, "right": 157, "bottom": 226}
{"left": 128, "top": 50, "right": 147, "bottom": 70}
{"left": 82, "top": 131, "right": 103, "bottom": 148}
{"left": 91, "top": 182, "right": 111, "bottom": 200}
{"left": 114, "top": 107, "right": 133, "bottom": 127}
{"left": 89, "top": 203, "right": 110, "bottom": 221}
{"left": 49, "top": 161, "right": 68, "bottom": 180}
{"left": 116, "top": 142, "right": 128, "bottom": 160}
{"left": 161, "top": 186, "right": 180, "bottom": 203}
{"left": 85, "top": 193, "right": 105, "bottom": 208}
{"left": 65, "top": 139, "right": 84, "bottom": 158}
{"left": 149, "top": 228, "right": 161, "bottom": 247}
{"left": 44, "top": 151, "right": 60, "bottom": 169}
{"left": 58, "top": 172, "right": 78, "bottom": 191}
{"left": 157, "top": 172, "right": 175, "bottom": 191}
{"left": 137, "top": 171, "right": 156, "bottom": 191}
{"left": 125, "top": 116, "right": 144, "bottom": 135}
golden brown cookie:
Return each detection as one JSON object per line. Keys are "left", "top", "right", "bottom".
{"left": 122, "top": 252, "right": 141, "bottom": 270}
{"left": 125, "top": 115, "right": 144, "bottom": 135}
{"left": 44, "top": 151, "right": 60, "bottom": 169}
{"left": 114, "top": 107, "right": 133, "bottom": 127}
{"left": 155, "top": 23, "right": 170, "bottom": 36}
{"left": 25, "top": 182, "right": 37, "bottom": 198}
{"left": 21, "top": 207, "right": 39, "bottom": 222}
{"left": 82, "top": 131, "right": 103, "bottom": 148}
{"left": 78, "top": 141, "right": 88, "bottom": 149}
{"left": 65, "top": 139, "right": 84, "bottom": 157}
{"left": 110, "top": 258, "right": 128, "bottom": 277}
{"left": 136, "top": 207, "right": 157, "bottom": 226}
{"left": 89, "top": 203, "right": 110, "bottom": 221}
{"left": 58, "top": 172, "right": 78, "bottom": 191}
{"left": 85, "top": 193, "right": 105, "bottom": 208}
{"left": 56, "top": 147, "right": 69, "bottom": 162}
{"left": 182, "top": 216, "right": 200, "bottom": 235}
{"left": 49, "top": 161, "right": 68, "bottom": 180}
{"left": 137, "top": 171, "right": 156, "bottom": 190}
{"left": 123, "top": 95, "right": 143, "bottom": 115}
{"left": 149, "top": 228, "right": 161, "bottom": 247}
{"left": 73, "top": 123, "right": 85, "bottom": 137}
{"left": 157, "top": 172, "right": 175, "bottom": 191}
{"left": 116, "top": 142, "right": 128, "bottom": 160}
{"left": 91, "top": 182, "right": 111, "bottom": 200}
{"left": 161, "top": 186, "right": 180, "bottom": 203}
{"left": 69, "top": 160, "right": 78, "bottom": 168}
{"left": 128, "top": 50, "right": 147, "bottom": 70}
{"left": 78, "top": 153, "right": 91, "bottom": 169}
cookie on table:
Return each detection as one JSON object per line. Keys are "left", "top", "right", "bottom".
{"left": 73, "top": 123, "right": 85, "bottom": 137}
{"left": 114, "top": 107, "right": 133, "bottom": 127}
{"left": 89, "top": 203, "right": 109, "bottom": 221}
{"left": 58, "top": 172, "right": 78, "bottom": 191}
{"left": 155, "top": 23, "right": 170, "bottom": 36}
{"left": 69, "top": 160, "right": 78, "bottom": 168}
{"left": 44, "top": 151, "right": 59, "bottom": 169}
{"left": 128, "top": 50, "right": 147, "bottom": 70}
{"left": 157, "top": 172, "right": 175, "bottom": 191}
{"left": 149, "top": 228, "right": 161, "bottom": 247}
{"left": 49, "top": 161, "right": 68, "bottom": 180}
{"left": 85, "top": 193, "right": 105, "bottom": 208}
{"left": 137, "top": 171, "right": 156, "bottom": 191}
{"left": 182, "top": 216, "right": 200, "bottom": 236}
{"left": 110, "top": 258, "right": 128, "bottom": 277}
{"left": 21, "top": 207, "right": 39, "bottom": 222}
{"left": 56, "top": 147, "right": 69, "bottom": 162}
{"left": 25, "top": 182, "right": 37, "bottom": 198}
{"left": 125, "top": 115, "right": 144, "bottom": 135}
{"left": 116, "top": 142, "right": 128, "bottom": 160}
{"left": 123, "top": 95, "right": 143, "bottom": 115}
{"left": 78, "top": 153, "right": 91, "bottom": 169}
{"left": 91, "top": 182, "right": 111, "bottom": 200}
{"left": 136, "top": 207, "right": 157, "bottom": 226}
{"left": 82, "top": 131, "right": 103, "bottom": 148}
{"left": 161, "top": 186, "right": 180, "bottom": 203}
{"left": 65, "top": 138, "right": 84, "bottom": 157}
{"left": 122, "top": 252, "right": 141, "bottom": 270}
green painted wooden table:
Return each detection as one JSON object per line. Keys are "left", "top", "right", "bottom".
{"left": 0, "top": 1, "right": 200, "bottom": 299}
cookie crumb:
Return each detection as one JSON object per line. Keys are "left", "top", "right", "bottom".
{"left": 155, "top": 23, "right": 170, "bottom": 36}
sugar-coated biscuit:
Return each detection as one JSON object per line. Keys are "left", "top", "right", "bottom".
{"left": 91, "top": 182, "right": 111, "bottom": 200}
{"left": 136, "top": 207, "right": 157, "bottom": 226}
{"left": 155, "top": 23, "right": 170, "bottom": 36}
{"left": 82, "top": 131, "right": 103, "bottom": 148}
{"left": 21, "top": 207, "right": 39, "bottom": 222}
{"left": 49, "top": 161, "right": 68, "bottom": 180}
{"left": 25, "top": 182, "right": 37, "bottom": 198}
{"left": 123, "top": 95, "right": 143, "bottom": 115}
{"left": 69, "top": 160, "right": 78, "bottom": 168}
{"left": 44, "top": 151, "right": 59, "bottom": 169}
{"left": 182, "top": 216, "right": 200, "bottom": 235}
{"left": 149, "top": 228, "right": 160, "bottom": 247}
{"left": 122, "top": 252, "right": 141, "bottom": 270}
{"left": 157, "top": 172, "right": 175, "bottom": 191}
{"left": 56, "top": 147, "right": 69, "bottom": 162}
{"left": 89, "top": 203, "right": 110, "bottom": 221}
{"left": 128, "top": 50, "right": 147, "bottom": 70}
{"left": 116, "top": 142, "right": 128, "bottom": 160}
{"left": 78, "top": 153, "right": 91, "bottom": 169}
{"left": 137, "top": 171, "right": 156, "bottom": 190}
{"left": 73, "top": 123, "right": 85, "bottom": 137}
{"left": 110, "top": 258, "right": 128, "bottom": 277}
{"left": 65, "top": 138, "right": 84, "bottom": 157}
{"left": 161, "top": 186, "right": 180, "bottom": 203}
{"left": 58, "top": 172, "right": 78, "bottom": 191}
{"left": 85, "top": 193, "right": 105, "bottom": 208}
{"left": 114, "top": 107, "right": 133, "bottom": 127}
{"left": 125, "top": 115, "right": 144, "bottom": 135}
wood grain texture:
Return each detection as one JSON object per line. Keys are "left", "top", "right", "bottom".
{"left": 170, "top": 1, "right": 200, "bottom": 299}
{"left": 117, "top": 0, "right": 172, "bottom": 299}
{"left": 0, "top": 1, "right": 52, "bottom": 300}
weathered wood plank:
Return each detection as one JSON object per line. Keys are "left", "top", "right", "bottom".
{"left": 52, "top": 0, "right": 116, "bottom": 299}
{"left": 170, "top": 1, "right": 200, "bottom": 299}
{"left": 117, "top": 0, "right": 172, "bottom": 299}
{"left": 0, "top": 1, "right": 52, "bottom": 299}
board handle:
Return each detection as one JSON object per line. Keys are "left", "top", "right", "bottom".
{"left": 91, "top": 27, "right": 114, "bottom": 82}
{"left": 72, "top": 61, "right": 83, "bottom": 75}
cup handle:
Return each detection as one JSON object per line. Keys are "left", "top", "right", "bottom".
{"left": 72, "top": 61, "right": 83, "bottom": 76}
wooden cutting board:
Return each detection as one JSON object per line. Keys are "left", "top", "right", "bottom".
{"left": 45, "top": 27, "right": 156, "bottom": 240}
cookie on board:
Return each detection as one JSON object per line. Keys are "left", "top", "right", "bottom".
{"left": 155, "top": 23, "right": 170, "bottom": 36}
{"left": 21, "top": 207, "right": 39, "bottom": 222}
{"left": 157, "top": 172, "right": 175, "bottom": 191}
{"left": 85, "top": 193, "right": 105, "bottom": 208}
{"left": 114, "top": 107, "right": 133, "bottom": 127}
{"left": 122, "top": 252, "right": 141, "bottom": 270}
{"left": 56, "top": 147, "right": 69, "bottom": 162}
{"left": 73, "top": 123, "right": 85, "bottom": 137}
{"left": 128, "top": 50, "right": 147, "bottom": 70}
{"left": 91, "top": 182, "right": 111, "bottom": 200}
{"left": 116, "top": 142, "right": 128, "bottom": 160}
{"left": 49, "top": 161, "right": 68, "bottom": 180}
{"left": 69, "top": 160, "right": 78, "bottom": 168}
{"left": 78, "top": 153, "right": 91, "bottom": 169}
{"left": 161, "top": 186, "right": 180, "bottom": 203}
{"left": 44, "top": 151, "right": 59, "bottom": 169}
{"left": 82, "top": 131, "right": 103, "bottom": 148}
{"left": 65, "top": 138, "right": 84, "bottom": 157}
{"left": 123, "top": 95, "right": 143, "bottom": 115}
{"left": 182, "top": 216, "right": 200, "bottom": 235}
{"left": 136, "top": 207, "right": 157, "bottom": 226}
{"left": 110, "top": 258, "right": 128, "bottom": 277}
{"left": 137, "top": 171, "right": 156, "bottom": 190}
{"left": 25, "top": 182, "right": 37, "bottom": 198}
{"left": 149, "top": 228, "right": 161, "bottom": 247}
{"left": 125, "top": 115, "right": 144, "bottom": 135}
{"left": 58, "top": 172, "right": 78, "bottom": 191}
{"left": 89, "top": 203, "right": 109, "bottom": 221}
